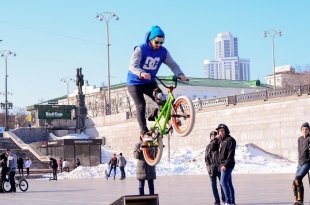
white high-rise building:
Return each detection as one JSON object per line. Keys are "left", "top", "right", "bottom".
{"left": 204, "top": 32, "right": 250, "bottom": 81}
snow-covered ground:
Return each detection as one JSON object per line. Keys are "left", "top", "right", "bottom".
{"left": 56, "top": 141, "right": 297, "bottom": 180}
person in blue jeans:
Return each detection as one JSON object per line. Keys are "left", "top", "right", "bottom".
{"left": 106, "top": 153, "right": 117, "bottom": 180}
{"left": 205, "top": 130, "right": 225, "bottom": 205}
{"left": 216, "top": 124, "right": 236, "bottom": 205}
{"left": 292, "top": 122, "right": 310, "bottom": 205}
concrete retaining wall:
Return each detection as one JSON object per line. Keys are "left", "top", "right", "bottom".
{"left": 85, "top": 94, "right": 310, "bottom": 161}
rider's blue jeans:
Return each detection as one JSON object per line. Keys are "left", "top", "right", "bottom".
{"left": 128, "top": 83, "right": 158, "bottom": 134}
{"left": 220, "top": 167, "right": 235, "bottom": 204}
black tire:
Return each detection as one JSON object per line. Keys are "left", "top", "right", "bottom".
{"left": 2, "top": 180, "right": 11, "bottom": 192}
{"left": 171, "top": 96, "right": 195, "bottom": 137}
{"left": 19, "top": 179, "right": 28, "bottom": 192}
{"left": 142, "top": 133, "right": 163, "bottom": 166}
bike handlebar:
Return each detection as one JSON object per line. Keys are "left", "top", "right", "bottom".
{"left": 155, "top": 76, "right": 189, "bottom": 89}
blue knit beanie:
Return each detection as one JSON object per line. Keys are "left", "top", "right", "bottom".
{"left": 148, "top": 25, "right": 165, "bottom": 40}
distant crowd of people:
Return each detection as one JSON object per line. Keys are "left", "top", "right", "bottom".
{"left": 48, "top": 157, "right": 82, "bottom": 180}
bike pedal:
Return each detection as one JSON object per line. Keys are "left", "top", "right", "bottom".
{"left": 165, "top": 126, "right": 173, "bottom": 134}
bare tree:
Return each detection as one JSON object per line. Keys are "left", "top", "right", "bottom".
{"left": 85, "top": 93, "right": 103, "bottom": 118}
{"left": 278, "top": 66, "right": 310, "bottom": 97}
{"left": 0, "top": 107, "right": 29, "bottom": 129}
{"left": 97, "top": 89, "right": 108, "bottom": 116}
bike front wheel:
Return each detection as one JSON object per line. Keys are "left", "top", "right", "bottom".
{"left": 2, "top": 180, "right": 11, "bottom": 192}
{"left": 171, "top": 95, "right": 195, "bottom": 137}
{"left": 19, "top": 179, "right": 29, "bottom": 192}
{"left": 142, "top": 134, "right": 163, "bottom": 166}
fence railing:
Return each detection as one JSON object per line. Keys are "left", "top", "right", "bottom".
{"left": 192, "top": 84, "right": 309, "bottom": 110}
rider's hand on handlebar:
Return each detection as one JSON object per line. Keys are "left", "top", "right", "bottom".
{"left": 178, "top": 75, "right": 189, "bottom": 81}
{"left": 139, "top": 72, "right": 151, "bottom": 80}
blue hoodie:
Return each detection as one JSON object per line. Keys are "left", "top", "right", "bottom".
{"left": 127, "top": 31, "right": 168, "bottom": 85}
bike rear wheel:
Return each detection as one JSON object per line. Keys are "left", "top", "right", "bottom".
{"left": 19, "top": 179, "right": 28, "bottom": 192}
{"left": 171, "top": 95, "right": 195, "bottom": 137}
{"left": 2, "top": 180, "right": 11, "bottom": 192}
{"left": 142, "top": 133, "right": 163, "bottom": 166}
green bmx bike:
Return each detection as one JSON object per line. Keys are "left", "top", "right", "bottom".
{"left": 141, "top": 76, "right": 195, "bottom": 166}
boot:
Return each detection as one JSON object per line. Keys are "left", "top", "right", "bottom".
{"left": 293, "top": 178, "right": 304, "bottom": 204}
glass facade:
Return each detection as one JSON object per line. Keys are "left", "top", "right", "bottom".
{"left": 204, "top": 32, "right": 250, "bottom": 81}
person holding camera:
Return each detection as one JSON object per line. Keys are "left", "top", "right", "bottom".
{"left": 205, "top": 130, "right": 225, "bottom": 205}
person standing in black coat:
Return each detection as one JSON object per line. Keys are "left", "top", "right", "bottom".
{"left": 17, "top": 157, "right": 24, "bottom": 176}
{"left": 134, "top": 141, "right": 156, "bottom": 195}
{"left": 205, "top": 130, "right": 225, "bottom": 205}
{"left": 216, "top": 124, "right": 236, "bottom": 205}
{"left": 49, "top": 158, "right": 58, "bottom": 180}
{"left": 0, "top": 152, "right": 7, "bottom": 192}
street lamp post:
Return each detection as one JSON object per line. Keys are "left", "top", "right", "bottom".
{"left": 0, "top": 50, "right": 16, "bottom": 131}
{"left": 96, "top": 11, "right": 119, "bottom": 115}
{"left": 61, "top": 77, "right": 74, "bottom": 105}
{"left": 263, "top": 29, "right": 282, "bottom": 89}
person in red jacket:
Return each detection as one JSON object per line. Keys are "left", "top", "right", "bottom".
{"left": 106, "top": 153, "right": 117, "bottom": 180}
{"left": 58, "top": 158, "right": 63, "bottom": 172}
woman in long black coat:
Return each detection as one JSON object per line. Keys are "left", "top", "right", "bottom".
{"left": 134, "top": 142, "right": 156, "bottom": 195}
{"left": 0, "top": 153, "right": 8, "bottom": 192}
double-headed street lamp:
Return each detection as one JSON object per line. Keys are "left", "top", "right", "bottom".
{"left": 263, "top": 29, "right": 282, "bottom": 89}
{"left": 61, "top": 77, "right": 74, "bottom": 105}
{"left": 96, "top": 11, "right": 119, "bottom": 115}
{"left": 0, "top": 50, "right": 16, "bottom": 131}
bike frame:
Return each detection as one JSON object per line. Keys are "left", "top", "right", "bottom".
{"left": 150, "top": 76, "right": 178, "bottom": 137}
{"left": 142, "top": 76, "right": 194, "bottom": 166}
{"left": 150, "top": 89, "right": 175, "bottom": 136}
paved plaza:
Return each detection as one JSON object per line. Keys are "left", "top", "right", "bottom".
{"left": 0, "top": 173, "right": 308, "bottom": 205}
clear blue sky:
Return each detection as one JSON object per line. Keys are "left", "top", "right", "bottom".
{"left": 0, "top": 0, "right": 309, "bottom": 108}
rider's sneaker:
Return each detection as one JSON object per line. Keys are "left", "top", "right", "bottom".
{"left": 294, "top": 201, "right": 303, "bottom": 205}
